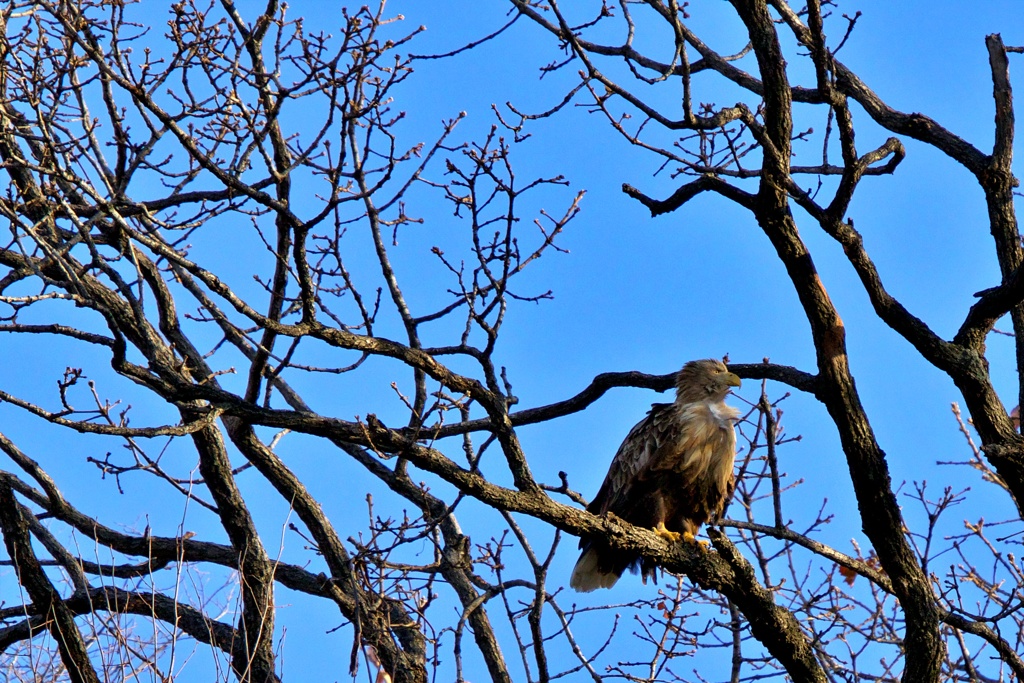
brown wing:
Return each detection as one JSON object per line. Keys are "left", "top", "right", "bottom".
{"left": 589, "top": 401, "right": 737, "bottom": 524}
{"left": 587, "top": 403, "right": 682, "bottom": 516}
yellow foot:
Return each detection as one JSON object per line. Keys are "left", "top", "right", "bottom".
{"left": 682, "top": 531, "right": 710, "bottom": 550}
{"left": 654, "top": 522, "right": 681, "bottom": 542}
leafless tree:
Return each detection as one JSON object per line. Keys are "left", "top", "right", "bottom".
{"left": 1, "top": 1, "right": 1024, "bottom": 682}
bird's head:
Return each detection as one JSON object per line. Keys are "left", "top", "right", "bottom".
{"left": 675, "top": 358, "right": 741, "bottom": 404}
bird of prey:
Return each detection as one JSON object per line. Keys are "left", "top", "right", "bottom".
{"left": 570, "top": 359, "right": 741, "bottom": 592}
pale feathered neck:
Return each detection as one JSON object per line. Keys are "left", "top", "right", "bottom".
{"left": 675, "top": 380, "right": 731, "bottom": 405}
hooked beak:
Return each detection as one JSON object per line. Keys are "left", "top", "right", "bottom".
{"left": 724, "top": 372, "right": 742, "bottom": 388}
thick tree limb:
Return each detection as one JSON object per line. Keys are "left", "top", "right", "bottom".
{"left": 0, "top": 585, "right": 238, "bottom": 655}
{"left": 0, "top": 484, "right": 101, "bottom": 683}
{"left": 727, "top": 2, "right": 945, "bottom": 680}
{"left": 185, "top": 420, "right": 279, "bottom": 683}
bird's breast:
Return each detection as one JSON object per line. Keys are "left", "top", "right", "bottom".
{"left": 708, "top": 401, "right": 741, "bottom": 428}
{"left": 660, "top": 401, "right": 738, "bottom": 479}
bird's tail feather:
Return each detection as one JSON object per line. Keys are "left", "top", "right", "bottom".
{"left": 570, "top": 546, "right": 621, "bottom": 592}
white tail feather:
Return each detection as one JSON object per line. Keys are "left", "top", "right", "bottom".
{"left": 570, "top": 548, "right": 620, "bottom": 592}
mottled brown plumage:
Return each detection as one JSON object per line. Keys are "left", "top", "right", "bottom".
{"left": 571, "top": 359, "right": 741, "bottom": 592}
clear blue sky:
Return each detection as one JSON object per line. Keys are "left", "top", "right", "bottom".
{"left": 2, "top": 2, "right": 1022, "bottom": 680}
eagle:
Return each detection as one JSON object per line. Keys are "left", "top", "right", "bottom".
{"left": 570, "top": 359, "right": 742, "bottom": 592}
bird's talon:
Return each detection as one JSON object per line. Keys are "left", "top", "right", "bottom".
{"left": 654, "top": 523, "right": 681, "bottom": 542}
{"left": 681, "top": 531, "right": 710, "bottom": 550}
